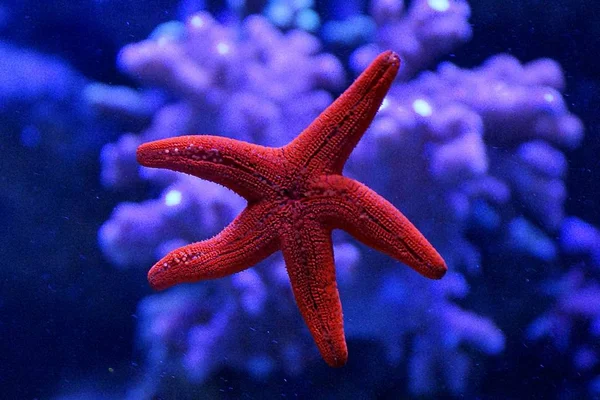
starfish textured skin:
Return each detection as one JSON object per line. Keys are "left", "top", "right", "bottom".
{"left": 137, "top": 50, "right": 447, "bottom": 367}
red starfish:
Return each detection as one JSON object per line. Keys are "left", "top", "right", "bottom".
{"left": 137, "top": 50, "right": 447, "bottom": 367}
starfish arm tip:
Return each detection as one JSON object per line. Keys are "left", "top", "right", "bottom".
{"left": 136, "top": 141, "right": 157, "bottom": 167}
{"left": 429, "top": 259, "right": 448, "bottom": 280}
{"left": 381, "top": 49, "right": 400, "bottom": 66}
{"left": 325, "top": 351, "right": 348, "bottom": 368}
{"left": 147, "top": 264, "right": 172, "bottom": 291}
{"left": 414, "top": 248, "right": 448, "bottom": 280}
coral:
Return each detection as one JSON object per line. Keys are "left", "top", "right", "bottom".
{"left": 526, "top": 218, "right": 600, "bottom": 395}
{"left": 339, "top": 48, "right": 582, "bottom": 391}
{"left": 0, "top": 41, "right": 107, "bottom": 161}
{"left": 350, "top": 0, "right": 473, "bottom": 80}
{"left": 96, "top": 0, "right": 592, "bottom": 396}
{"left": 93, "top": 12, "right": 343, "bottom": 189}
{"left": 263, "top": 0, "right": 321, "bottom": 32}
{"left": 96, "top": 11, "right": 352, "bottom": 391}
{"left": 126, "top": 245, "right": 359, "bottom": 399}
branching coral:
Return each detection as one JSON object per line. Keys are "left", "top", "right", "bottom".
{"left": 351, "top": 0, "right": 472, "bottom": 80}
{"left": 96, "top": 0, "right": 594, "bottom": 396}
{"left": 526, "top": 218, "right": 600, "bottom": 395}
{"left": 0, "top": 41, "right": 106, "bottom": 161}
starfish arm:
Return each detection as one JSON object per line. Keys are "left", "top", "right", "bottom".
{"left": 285, "top": 51, "right": 399, "bottom": 175}
{"left": 137, "top": 135, "right": 282, "bottom": 201}
{"left": 309, "top": 175, "right": 447, "bottom": 279}
{"left": 280, "top": 221, "right": 348, "bottom": 367}
{"left": 148, "top": 201, "right": 279, "bottom": 290}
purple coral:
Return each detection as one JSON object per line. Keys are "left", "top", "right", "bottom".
{"left": 352, "top": 0, "right": 472, "bottom": 80}
{"left": 526, "top": 218, "right": 600, "bottom": 394}
{"left": 97, "top": 11, "right": 356, "bottom": 391}
{"left": 128, "top": 243, "right": 360, "bottom": 397}
{"left": 0, "top": 41, "right": 108, "bottom": 160}
{"left": 94, "top": 12, "right": 343, "bottom": 192}
{"left": 97, "top": 13, "right": 345, "bottom": 266}
{"left": 95, "top": 0, "right": 594, "bottom": 397}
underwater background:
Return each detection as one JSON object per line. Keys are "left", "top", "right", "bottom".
{"left": 1, "top": 0, "right": 599, "bottom": 398}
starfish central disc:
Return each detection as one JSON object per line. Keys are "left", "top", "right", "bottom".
{"left": 136, "top": 50, "right": 447, "bottom": 367}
